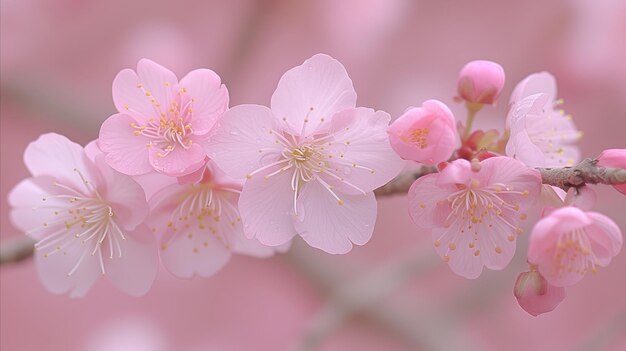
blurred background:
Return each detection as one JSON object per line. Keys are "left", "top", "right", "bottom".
{"left": 2, "top": 0, "right": 626, "bottom": 350}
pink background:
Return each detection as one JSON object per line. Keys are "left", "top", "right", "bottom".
{"left": 2, "top": 0, "right": 626, "bottom": 350}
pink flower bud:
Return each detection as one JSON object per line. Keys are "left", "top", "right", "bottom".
{"left": 388, "top": 100, "right": 457, "bottom": 165}
{"left": 514, "top": 270, "right": 566, "bottom": 317}
{"left": 457, "top": 60, "right": 505, "bottom": 105}
{"left": 597, "top": 149, "right": 626, "bottom": 195}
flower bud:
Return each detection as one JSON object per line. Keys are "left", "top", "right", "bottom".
{"left": 514, "top": 270, "right": 566, "bottom": 316}
{"left": 597, "top": 149, "right": 626, "bottom": 195}
{"left": 388, "top": 100, "right": 456, "bottom": 165}
{"left": 457, "top": 60, "right": 505, "bottom": 105}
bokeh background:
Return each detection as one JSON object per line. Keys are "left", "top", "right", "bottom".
{"left": 2, "top": 0, "right": 626, "bottom": 350}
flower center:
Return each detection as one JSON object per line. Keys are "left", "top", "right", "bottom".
{"left": 30, "top": 169, "right": 127, "bottom": 276}
{"left": 130, "top": 100, "right": 195, "bottom": 158}
{"left": 554, "top": 228, "right": 599, "bottom": 276}
{"left": 433, "top": 181, "right": 528, "bottom": 260}
{"left": 160, "top": 182, "right": 242, "bottom": 253}
{"left": 410, "top": 128, "right": 429, "bottom": 149}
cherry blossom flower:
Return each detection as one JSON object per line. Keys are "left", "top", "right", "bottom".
{"left": 505, "top": 72, "right": 582, "bottom": 167}
{"left": 597, "top": 148, "right": 626, "bottom": 195}
{"left": 456, "top": 60, "right": 505, "bottom": 106}
{"left": 408, "top": 157, "right": 541, "bottom": 278}
{"left": 8, "top": 133, "right": 158, "bottom": 297}
{"left": 99, "top": 59, "right": 228, "bottom": 178}
{"left": 528, "top": 206, "right": 623, "bottom": 287}
{"left": 514, "top": 268, "right": 566, "bottom": 316}
{"left": 387, "top": 100, "right": 457, "bottom": 165}
{"left": 206, "top": 54, "right": 404, "bottom": 254}
{"left": 145, "top": 161, "right": 284, "bottom": 278}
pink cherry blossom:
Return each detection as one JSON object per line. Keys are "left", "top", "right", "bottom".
{"left": 8, "top": 133, "right": 158, "bottom": 297}
{"left": 514, "top": 269, "right": 566, "bottom": 316}
{"left": 528, "top": 206, "right": 623, "bottom": 287}
{"left": 387, "top": 100, "right": 457, "bottom": 165}
{"left": 145, "top": 161, "right": 283, "bottom": 279}
{"left": 206, "top": 54, "right": 405, "bottom": 254}
{"left": 99, "top": 59, "right": 228, "bottom": 178}
{"left": 408, "top": 157, "right": 541, "bottom": 278}
{"left": 597, "top": 148, "right": 626, "bottom": 195}
{"left": 456, "top": 60, "right": 505, "bottom": 105}
{"left": 505, "top": 72, "right": 582, "bottom": 167}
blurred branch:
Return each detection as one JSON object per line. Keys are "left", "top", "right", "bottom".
{"left": 0, "top": 236, "right": 34, "bottom": 265}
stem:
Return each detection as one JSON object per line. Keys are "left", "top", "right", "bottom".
{"left": 462, "top": 102, "right": 483, "bottom": 140}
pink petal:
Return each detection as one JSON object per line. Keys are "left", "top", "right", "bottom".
{"left": 431, "top": 225, "right": 484, "bottom": 279}
{"left": 238, "top": 167, "right": 297, "bottom": 246}
{"left": 112, "top": 68, "right": 160, "bottom": 122}
{"left": 8, "top": 176, "right": 66, "bottom": 238}
{"left": 136, "top": 59, "right": 178, "bottom": 114}
{"left": 586, "top": 212, "right": 623, "bottom": 264}
{"left": 34, "top": 240, "right": 101, "bottom": 298}
{"left": 510, "top": 72, "right": 557, "bottom": 106}
{"left": 479, "top": 157, "right": 542, "bottom": 209}
{"left": 436, "top": 159, "right": 472, "bottom": 186}
{"left": 296, "top": 180, "right": 376, "bottom": 254}
{"left": 271, "top": 54, "right": 357, "bottom": 136}
{"left": 539, "top": 185, "right": 566, "bottom": 210}
{"left": 325, "top": 107, "right": 405, "bottom": 193}
{"left": 563, "top": 186, "right": 596, "bottom": 210}
{"left": 206, "top": 104, "right": 284, "bottom": 179}
{"left": 514, "top": 271, "right": 567, "bottom": 317}
{"left": 84, "top": 139, "right": 102, "bottom": 162}
{"left": 408, "top": 174, "right": 456, "bottom": 229}
{"left": 148, "top": 143, "right": 207, "bottom": 177}
{"left": 24, "top": 133, "right": 93, "bottom": 190}
{"left": 160, "top": 228, "right": 231, "bottom": 279}
{"left": 99, "top": 113, "right": 154, "bottom": 176}
{"left": 132, "top": 172, "right": 177, "bottom": 201}
{"left": 178, "top": 69, "right": 229, "bottom": 135}
{"left": 104, "top": 224, "right": 158, "bottom": 296}
{"left": 93, "top": 155, "right": 149, "bottom": 231}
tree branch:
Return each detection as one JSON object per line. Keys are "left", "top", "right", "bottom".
{"left": 374, "top": 158, "right": 626, "bottom": 197}
{"left": 1, "top": 158, "right": 625, "bottom": 266}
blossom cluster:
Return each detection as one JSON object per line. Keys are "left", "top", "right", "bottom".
{"left": 7, "top": 55, "right": 625, "bottom": 316}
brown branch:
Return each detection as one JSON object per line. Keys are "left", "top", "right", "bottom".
{"left": 1, "top": 159, "right": 625, "bottom": 266}
{"left": 0, "top": 236, "right": 35, "bottom": 265}
{"left": 374, "top": 158, "right": 626, "bottom": 197}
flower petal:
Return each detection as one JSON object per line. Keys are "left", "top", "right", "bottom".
{"left": 325, "top": 107, "right": 404, "bottom": 193}
{"left": 136, "top": 59, "right": 178, "bottom": 113}
{"left": 179, "top": 69, "right": 229, "bottom": 135}
{"left": 238, "top": 167, "right": 297, "bottom": 246}
{"left": 408, "top": 174, "right": 456, "bottom": 229}
{"left": 160, "top": 228, "right": 231, "bottom": 279}
{"left": 296, "top": 180, "right": 376, "bottom": 254}
{"left": 24, "top": 133, "right": 93, "bottom": 189}
{"left": 105, "top": 224, "right": 158, "bottom": 296}
{"left": 271, "top": 54, "right": 356, "bottom": 136}
{"left": 206, "top": 104, "right": 284, "bottom": 179}
{"left": 586, "top": 212, "right": 623, "bottom": 264}
{"left": 510, "top": 72, "right": 557, "bottom": 106}
{"left": 112, "top": 68, "right": 159, "bottom": 121}
{"left": 148, "top": 143, "right": 207, "bottom": 177}
{"left": 99, "top": 113, "right": 154, "bottom": 176}
{"left": 93, "top": 155, "right": 149, "bottom": 231}
{"left": 8, "top": 176, "right": 66, "bottom": 238}
{"left": 34, "top": 240, "right": 101, "bottom": 298}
